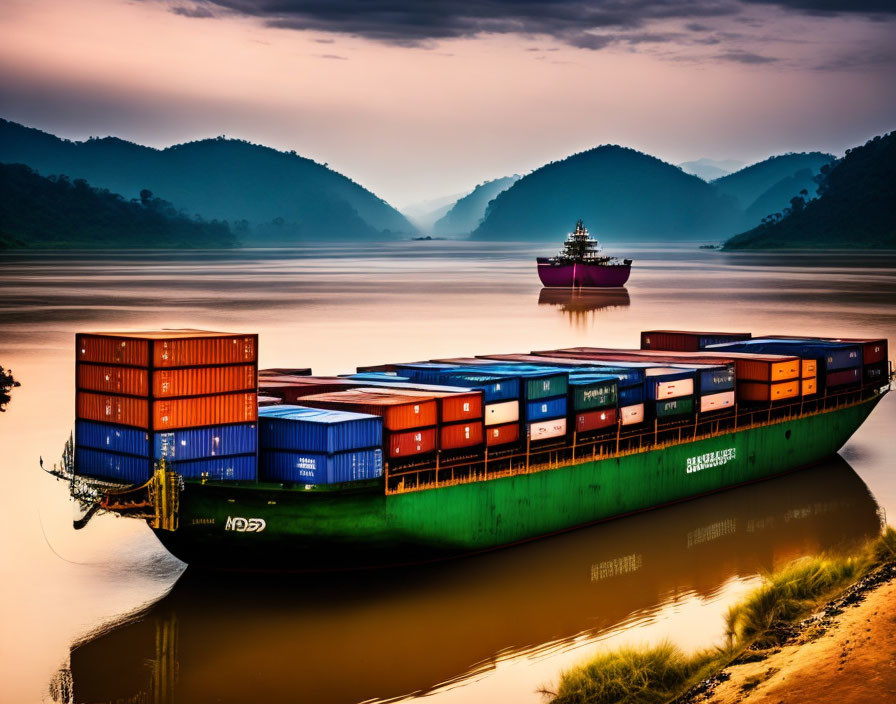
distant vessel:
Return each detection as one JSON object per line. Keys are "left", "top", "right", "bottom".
{"left": 537, "top": 220, "right": 632, "bottom": 288}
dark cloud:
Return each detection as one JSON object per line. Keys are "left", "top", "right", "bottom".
{"left": 164, "top": 0, "right": 896, "bottom": 50}
{"left": 716, "top": 48, "right": 777, "bottom": 63}
{"left": 316, "top": 53, "right": 348, "bottom": 60}
{"left": 170, "top": 3, "right": 216, "bottom": 17}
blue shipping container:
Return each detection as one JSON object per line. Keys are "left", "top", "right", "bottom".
{"left": 644, "top": 369, "right": 696, "bottom": 401}
{"left": 76, "top": 420, "right": 150, "bottom": 458}
{"left": 176, "top": 454, "right": 257, "bottom": 481}
{"left": 346, "top": 373, "right": 412, "bottom": 382}
{"left": 74, "top": 448, "right": 152, "bottom": 484}
{"left": 525, "top": 396, "right": 567, "bottom": 421}
{"left": 437, "top": 370, "right": 521, "bottom": 402}
{"left": 261, "top": 448, "right": 382, "bottom": 484}
{"left": 569, "top": 367, "right": 646, "bottom": 387}
{"left": 154, "top": 423, "right": 257, "bottom": 461}
{"left": 671, "top": 365, "right": 735, "bottom": 393}
{"left": 618, "top": 385, "right": 646, "bottom": 405}
{"left": 259, "top": 405, "right": 382, "bottom": 454}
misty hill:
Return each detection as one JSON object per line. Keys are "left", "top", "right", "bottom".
{"left": 0, "top": 118, "right": 416, "bottom": 243}
{"left": 471, "top": 146, "right": 741, "bottom": 241}
{"left": 433, "top": 175, "right": 520, "bottom": 235}
{"left": 401, "top": 192, "right": 465, "bottom": 232}
{"left": 0, "top": 163, "right": 236, "bottom": 249}
{"left": 723, "top": 132, "right": 896, "bottom": 250}
{"left": 712, "top": 152, "right": 835, "bottom": 209}
{"left": 679, "top": 158, "right": 743, "bottom": 181}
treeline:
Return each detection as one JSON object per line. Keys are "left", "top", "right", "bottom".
{"left": 724, "top": 131, "right": 896, "bottom": 250}
{"left": 0, "top": 163, "right": 237, "bottom": 249}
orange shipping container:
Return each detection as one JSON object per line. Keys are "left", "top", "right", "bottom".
{"left": 77, "top": 363, "right": 255, "bottom": 397}
{"left": 298, "top": 390, "right": 438, "bottom": 431}
{"left": 486, "top": 423, "right": 520, "bottom": 446}
{"left": 387, "top": 428, "right": 437, "bottom": 458}
{"left": 357, "top": 387, "right": 483, "bottom": 423}
{"left": 153, "top": 392, "right": 258, "bottom": 430}
{"left": 801, "top": 359, "right": 817, "bottom": 378}
{"left": 76, "top": 330, "right": 257, "bottom": 367}
{"left": 440, "top": 421, "right": 484, "bottom": 450}
{"left": 77, "top": 392, "right": 149, "bottom": 428}
{"left": 801, "top": 378, "right": 817, "bottom": 396}
{"left": 737, "top": 380, "right": 800, "bottom": 402}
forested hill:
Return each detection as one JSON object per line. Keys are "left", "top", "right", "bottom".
{"left": 723, "top": 132, "right": 896, "bottom": 250}
{"left": 0, "top": 119, "right": 416, "bottom": 243}
{"left": 433, "top": 175, "right": 520, "bottom": 235}
{"left": 0, "top": 163, "right": 236, "bottom": 249}
{"left": 471, "top": 145, "right": 741, "bottom": 241}
{"left": 712, "top": 152, "right": 835, "bottom": 209}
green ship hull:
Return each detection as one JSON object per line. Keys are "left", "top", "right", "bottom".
{"left": 154, "top": 393, "right": 884, "bottom": 571}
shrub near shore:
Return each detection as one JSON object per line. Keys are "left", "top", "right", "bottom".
{"left": 544, "top": 526, "right": 896, "bottom": 704}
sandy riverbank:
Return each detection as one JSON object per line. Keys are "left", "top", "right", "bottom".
{"left": 680, "top": 562, "right": 896, "bottom": 703}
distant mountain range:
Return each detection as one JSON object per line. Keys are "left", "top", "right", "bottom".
{"left": 678, "top": 158, "right": 744, "bottom": 181}
{"left": 723, "top": 132, "right": 896, "bottom": 250}
{"left": 0, "top": 163, "right": 236, "bottom": 249}
{"left": 433, "top": 175, "right": 520, "bottom": 236}
{"left": 470, "top": 147, "right": 836, "bottom": 242}
{"left": 0, "top": 118, "right": 416, "bottom": 244}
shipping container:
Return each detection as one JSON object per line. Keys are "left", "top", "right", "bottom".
{"left": 484, "top": 400, "right": 519, "bottom": 426}
{"left": 260, "top": 448, "right": 382, "bottom": 484}
{"left": 570, "top": 368, "right": 646, "bottom": 387}
{"left": 825, "top": 367, "right": 862, "bottom": 388}
{"left": 76, "top": 363, "right": 256, "bottom": 398}
{"left": 74, "top": 448, "right": 152, "bottom": 484}
{"left": 257, "top": 395, "right": 282, "bottom": 407}
{"left": 77, "top": 391, "right": 148, "bottom": 428}
{"left": 153, "top": 392, "right": 258, "bottom": 430}
{"left": 568, "top": 376, "right": 618, "bottom": 411}
{"left": 387, "top": 428, "right": 438, "bottom": 458}
{"left": 639, "top": 330, "right": 751, "bottom": 352}
{"left": 258, "top": 405, "right": 382, "bottom": 454}
{"left": 620, "top": 404, "right": 645, "bottom": 425}
{"left": 737, "top": 380, "right": 800, "bottom": 402}
{"left": 709, "top": 340, "right": 862, "bottom": 372}
{"left": 438, "top": 371, "right": 521, "bottom": 403}
{"left": 644, "top": 368, "right": 695, "bottom": 400}
{"left": 297, "top": 390, "right": 438, "bottom": 431}
{"left": 258, "top": 368, "right": 311, "bottom": 377}
{"left": 76, "top": 364, "right": 148, "bottom": 396}
{"left": 77, "top": 330, "right": 258, "bottom": 367}
{"left": 759, "top": 336, "right": 888, "bottom": 366}
{"left": 153, "top": 423, "right": 257, "bottom": 461}
{"left": 655, "top": 397, "right": 694, "bottom": 418}
{"left": 679, "top": 365, "right": 735, "bottom": 393}
{"left": 354, "top": 386, "right": 483, "bottom": 423}
{"left": 486, "top": 422, "right": 520, "bottom": 446}
{"left": 345, "top": 373, "right": 412, "bottom": 382}
{"left": 574, "top": 408, "right": 617, "bottom": 433}
{"left": 618, "top": 385, "right": 646, "bottom": 405}
{"left": 174, "top": 454, "right": 257, "bottom": 481}
{"left": 75, "top": 420, "right": 150, "bottom": 457}
{"left": 259, "top": 376, "right": 359, "bottom": 404}
{"left": 394, "top": 363, "right": 460, "bottom": 385}
{"left": 525, "top": 396, "right": 567, "bottom": 421}
{"left": 528, "top": 417, "right": 567, "bottom": 440}
{"left": 699, "top": 391, "right": 735, "bottom": 413}
{"left": 864, "top": 362, "right": 888, "bottom": 384}
{"left": 801, "top": 378, "right": 817, "bottom": 396}
{"left": 440, "top": 421, "right": 485, "bottom": 450}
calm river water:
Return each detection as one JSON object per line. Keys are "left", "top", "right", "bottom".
{"left": 0, "top": 242, "right": 894, "bottom": 704}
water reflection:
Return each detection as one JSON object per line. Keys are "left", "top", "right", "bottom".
{"left": 54, "top": 455, "right": 881, "bottom": 704}
{"left": 538, "top": 288, "right": 631, "bottom": 325}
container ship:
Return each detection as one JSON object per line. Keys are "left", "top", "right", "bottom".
{"left": 58, "top": 328, "right": 891, "bottom": 571}
{"left": 537, "top": 220, "right": 632, "bottom": 288}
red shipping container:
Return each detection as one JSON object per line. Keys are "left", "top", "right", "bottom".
{"left": 825, "top": 368, "right": 861, "bottom": 388}
{"left": 440, "top": 421, "right": 484, "bottom": 450}
{"left": 260, "top": 376, "right": 359, "bottom": 403}
{"left": 76, "top": 330, "right": 258, "bottom": 367}
{"left": 486, "top": 423, "right": 520, "bottom": 446}
{"left": 298, "top": 389, "right": 438, "bottom": 431}
{"left": 387, "top": 428, "right": 437, "bottom": 458}
{"left": 77, "top": 364, "right": 149, "bottom": 396}
{"left": 639, "top": 330, "right": 751, "bottom": 352}
{"left": 575, "top": 408, "right": 617, "bottom": 433}
{"left": 258, "top": 368, "right": 312, "bottom": 377}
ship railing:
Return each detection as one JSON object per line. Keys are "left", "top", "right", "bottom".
{"left": 385, "top": 380, "right": 886, "bottom": 495}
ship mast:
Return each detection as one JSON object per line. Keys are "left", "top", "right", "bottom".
{"left": 560, "top": 220, "right": 603, "bottom": 262}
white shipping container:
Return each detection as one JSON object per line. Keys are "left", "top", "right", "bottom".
{"left": 620, "top": 403, "right": 645, "bottom": 425}
{"left": 484, "top": 400, "right": 519, "bottom": 426}
{"left": 653, "top": 378, "right": 694, "bottom": 399}
{"left": 700, "top": 390, "right": 735, "bottom": 413}
{"left": 529, "top": 417, "right": 567, "bottom": 440}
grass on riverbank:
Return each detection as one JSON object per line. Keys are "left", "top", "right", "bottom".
{"left": 544, "top": 526, "right": 896, "bottom": 704}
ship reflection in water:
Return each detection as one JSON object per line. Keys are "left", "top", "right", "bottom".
{"left": 538, "top": 287, "right": 630, "bottom": 325}
{"left": 52, "top": 456, "right": 881, "bottom": 704}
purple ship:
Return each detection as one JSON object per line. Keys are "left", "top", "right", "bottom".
{"left": 537, "top": 220, "right": 632, "bottom": 288}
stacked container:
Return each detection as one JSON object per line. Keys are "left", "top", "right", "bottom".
{"left": 259, "top": 375, "right": 359, "bottom": 404}
{"left": 640, "top": 330, "right": 751, "bottom": 352}
{"left": 258, "top": 405, "right": 382, "bottom": 484}
{"left": 759, "top": 336, "right": 889, "bottom": 387}
{"left": 74, "top": 330, "right": 258, "bottom": 483}
{"left": 567, "top": 375, "right": 619, "bottom": 434}
{"left": 296, "top": 389, "right": 438, "bottom": 462}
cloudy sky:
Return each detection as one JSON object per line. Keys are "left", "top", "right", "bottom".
{"left": 1, "top": 0, "right": 895, "bottom": 206}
